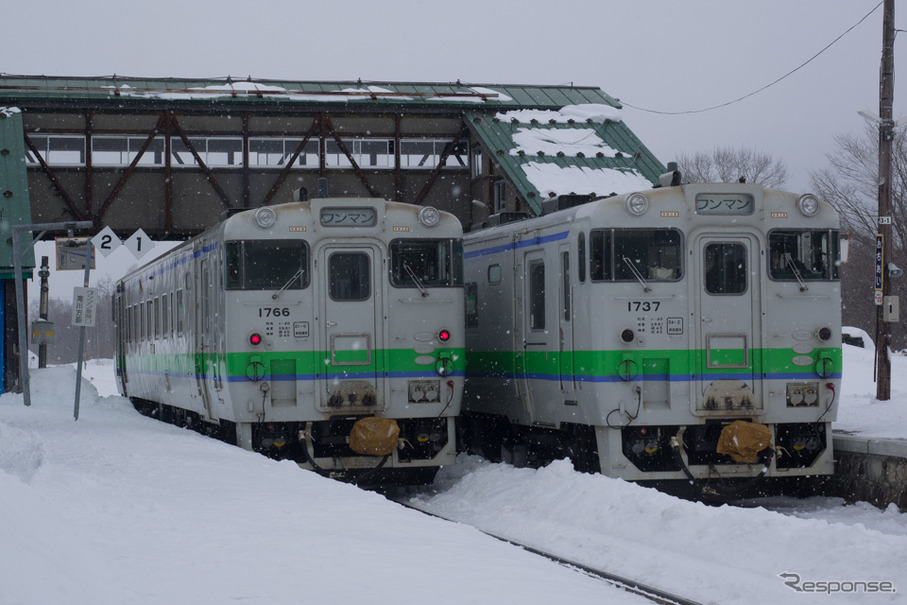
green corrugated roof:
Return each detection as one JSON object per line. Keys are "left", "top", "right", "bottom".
{"left": 0, "top": 74, "right": 666, "bottom": 215}
{"left": 468, "top": 109, "right": 665, "bottom": 213}
{"left": 0, "top": 74, "right": 620, "bottom": 111}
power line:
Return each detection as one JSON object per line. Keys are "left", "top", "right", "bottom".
{"left": 621, "top": 2, "right": 883, "bottom": 116}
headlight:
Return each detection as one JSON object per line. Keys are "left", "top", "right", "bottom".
{"left": 419, "top": 206, "right": 441, "bottom": 227}
{"left": 626, "top": 193, "right": 649, "bottom": 216}
{"left": 797, "top": 194, "right": 819, "bottom": 217}
{"left": 254, "top": 207, "right": 277, "bottom": 229}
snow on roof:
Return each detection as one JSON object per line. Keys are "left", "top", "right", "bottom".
{"left": 510, "top": 127, "right": 623, "bottom": 158}
{"left": 101, "top": 81, "right": 516, "bottom": 104}
{"left": 497, "top": 103, "right": 622, "bottom": 125}
{"left": 520, "top": 162, "right": 652, "bottom": 198}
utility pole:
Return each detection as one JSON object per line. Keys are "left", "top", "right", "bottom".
{"left": 875, "top": 0, "right": 895, "bottom": 400}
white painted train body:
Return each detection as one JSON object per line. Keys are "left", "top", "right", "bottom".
{"left": 114, "top": 197, "right": 464, "bottom": 485}
{"left": 461, "top": 184, "right": 841, "bottom": 491}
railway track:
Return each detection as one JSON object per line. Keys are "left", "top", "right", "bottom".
{"left": 393, "top": 497, "right": 703, "bottom": 605}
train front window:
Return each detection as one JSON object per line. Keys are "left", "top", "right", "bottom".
{"left": 389, "top": 239, "right": 463, "bottom": 288}
{"left": 589, "top": 229, "right": 682, "bottom": 282}
{"left": 705, "top": 243, "right": 747, "bottom": 295}
{"left": 769, "top": 230, "right": 840, "bottom": 281}
{"left": 225, "top": 240, "right": 310, "bottom": 290}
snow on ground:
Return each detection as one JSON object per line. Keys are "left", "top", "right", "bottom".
{"left": 1, "top": 345, "right": 905, "bottom": 605}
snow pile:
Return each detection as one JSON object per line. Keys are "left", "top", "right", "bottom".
{"left": 836, "top": 338, "right": 907, "bottom": 439}
{"left": 0, "top": 346, "right": 905, "bottom": 604}
{"left": 413, "top": 455, "right": 906, "bottom": 604}
{"left": 0, "top": 363, "right": 637, "bottom": 605}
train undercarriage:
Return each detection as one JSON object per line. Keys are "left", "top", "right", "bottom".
{"left": 130, "top": 397, "right": 453, "bottom": 487}
{"left": 459, "top": 412, "right": 832, "bottom": 500}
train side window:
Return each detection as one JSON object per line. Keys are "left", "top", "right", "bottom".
{"left": 329, "top": 252, "right": 371, "bottom": 301}
{"left": 146, "top": 300, "right": 154, "bottom": 341}
{"left": 705, "top": 243, "right": 747, "bottom": 295}
{"left": 578, "top": 232, "right": 586, "bottom": 284}
{"left": 488, "top": 264, "right": 502, "bottom": 284}
{"left": 161, "top": 295, "right": 169, "bottom": 337}
{"left": 154, "top": 297, "right": 161, "bottom": 339}
{"left": 589, "top": 230, "right": 611, "bottom": 281}
{"left": 529, "top": 261, "right": 545, "bottom": 330}
{"left": 225, "top": 242, "right": 242, "bottom": 288}
{"left": 169, "top": 292, "right": 175, "bottom": 337}
{"left": 465, "top": 282, "right": 478, "bottom": 328}
{"left": 176, "top": 289, "right": 184, "bottom": 335}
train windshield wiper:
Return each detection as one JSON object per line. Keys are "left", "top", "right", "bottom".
{"left": 404, "top": 263, "right": 429, "bottom": 297}
{"left": 272, "top": 267, "right": 304, "bottom": 300}
{"left": 621, "top": 256, "right": 651, "bottom": 292}
{"left": 783, "top": 252, "right": 808, "bottom": 292}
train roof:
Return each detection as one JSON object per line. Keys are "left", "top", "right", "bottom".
{"left": 466, "top": 183, "right": 839, "bottom": 235}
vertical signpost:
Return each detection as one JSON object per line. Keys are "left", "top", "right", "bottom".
{"left": 71, "top": 243, "right": 96, "bottom": 420}
{"left": 71, "top": 226, "right": 153, "bottom": 419}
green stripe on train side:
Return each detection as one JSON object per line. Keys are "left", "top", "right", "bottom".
{"left": 465, "top": 347, "right": 842, "bottom": 379}
{"left": 125, "top": 347, "right": 465, "bottom": 378}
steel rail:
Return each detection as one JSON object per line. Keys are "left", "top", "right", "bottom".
{"left": 392, "top": 497, "right": 703, "bottom": 605}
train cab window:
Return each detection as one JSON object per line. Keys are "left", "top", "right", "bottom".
{"left": 389, "top": 239, "right": 463, "bottom": 288}
{"left": 590, "top": 229, "right": 682, "bottom": 282}
{"left": 225, "top": 240, "right": 310, "bottom": 291}
{"left": 705, "top": 243, "right": 747, "bottom": 295}
{"left": 769, "top": 230, "right": 840, "bottom": 281}
{"left": 329, "top": 252, "right": 370, "bottom": 300}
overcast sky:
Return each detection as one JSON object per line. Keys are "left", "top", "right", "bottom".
{"left": 2, "top": 1, "right": 903, "bottom": 194}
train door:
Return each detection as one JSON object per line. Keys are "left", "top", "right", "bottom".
{"left": 520, "top": 249, "right": 549, "bottom": 420}
{"left": 318, "top": 244, "right": 383, "bottom": 410}
{"left": 114, "top": 288, "right": 128, "bottom": 393}
{"left": 195, "top": 257, "right": 216, "bottom": 420}
{"left": 558, "top": 245, "right": 576, "bottom": 392}
{"left": 695, "top": 234, "right": 762, "bottom": 412}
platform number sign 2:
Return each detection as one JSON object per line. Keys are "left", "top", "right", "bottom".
{"left": 90, "top": 226, "right": 122, "bottom": 258}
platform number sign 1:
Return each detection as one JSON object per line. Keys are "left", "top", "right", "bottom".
{"left": 124, "top": 228, "right": 154, "bottom": 260}
{"left": 90, "top": 225, "right": 122, "bottom": 258}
